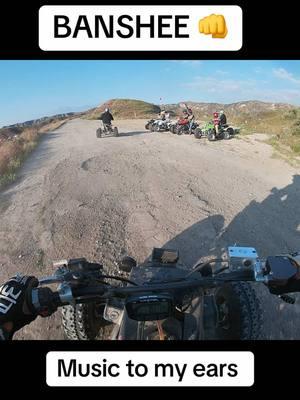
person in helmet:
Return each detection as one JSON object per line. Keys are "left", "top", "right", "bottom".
{"left": 159, "top": 110, "right": 166, "bottom": 120}
{"left": 157, "top": 110, "right": 170, "bottom": 131}
{"left": 182, "top": 109, "right": 189, "bottom": 119}
{"left": 185, "top": 108, "right": 195, "bottom": 134}
{"left": 99, "top": 107, "right": 114, "bottom": 126}
{"left": 213, "top": 111, "right": 220, "bottom": 134}
{"left": 178, "top": 110, "right": 189, "bottom": 125}
{"left": 219, "top": 109, "right": 227, "bottom": 126}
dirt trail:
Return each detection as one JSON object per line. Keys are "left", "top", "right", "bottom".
{"left": 0, "top": 119, "right": 299, "bottom": 339}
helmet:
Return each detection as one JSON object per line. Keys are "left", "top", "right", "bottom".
{"left": 105, "top": 108, "right": 109, "bottom": 112}
{"left": 220, "top": 110, "right": 224, "bottom": 114}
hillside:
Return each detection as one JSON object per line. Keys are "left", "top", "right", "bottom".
{"left": 0, "top": 112, "right": 80, "bottom": 143}
{"left": 166, "top": 100, "right": 293, "bottom": 118}
{"left": 165, "top": 100, "right": 296, "bottom": 132}
{"left": 83, "top": 99, "right": 161, "bottom": 120}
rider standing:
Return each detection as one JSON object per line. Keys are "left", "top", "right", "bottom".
{"left": 157, "top": 110, "right": 167, "bottom": 130}
{"left": 213, "top": 110, "right": 227, "bottom": 136}
{"left": 159, "top": 110, "right": 166, "bottom": 120}
{"left": 213, "top": 111, "right": 220, "bottom": 135}
{"left": 219, "top": 109, "right": 227, "bottom": 126}
{"left": 186, "top": 108, "right": 195, "bottom": 134}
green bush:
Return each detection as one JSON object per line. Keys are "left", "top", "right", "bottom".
{"left": 290, "top": 143, "right": 300, "bottom": 153}
{"left": 285, "top": 109, "right": 299, "bottom": 120}
{"left": 292, "top": 127, "right": 300, "bottom": 136}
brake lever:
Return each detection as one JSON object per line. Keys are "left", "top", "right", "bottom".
{"left": 39, "top": 270, "right": 102, "bottom": 286}
{"left": 38, "top": 259, "right": 104, "bottom": 286}
{"left": 38, "top": 275, "right": 65, "bottom": 285}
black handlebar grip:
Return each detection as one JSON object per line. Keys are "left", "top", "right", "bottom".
{"left": 31, "top": 287, "right": 62, "bottom": 317}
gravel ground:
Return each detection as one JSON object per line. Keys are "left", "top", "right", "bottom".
{"left": 0, "top": 118, "right": 299, "bottom": 339}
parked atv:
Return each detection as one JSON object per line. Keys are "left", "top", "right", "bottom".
{"left": 194, "top": 121, "right": 214, "bottom": 139}
{"left": 96, "top": 122, "right": 119, "bottom": 138}
{"left": 147, "top": 119, "right": 171, "bottom": 132}
{"left": 145, "top": 119, "right": 155, "bottom": 130}
{"left": 176, "top": 119, "right": 200, "bottom": 136}
{"left": 207, "top": 124, "right": 235, "bottom": 141}
{"left": 195, "top": 121, "right": 237, "bottom": 141}
{"left": 169, "top": 121, "right": 177, "bottom": 134}
{"left": 153, "top": 120, "right": 172, "bottom": 132}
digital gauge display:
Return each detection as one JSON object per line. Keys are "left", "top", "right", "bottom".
{"left": 125, "top": 295, "right": 173, "bottom": 321}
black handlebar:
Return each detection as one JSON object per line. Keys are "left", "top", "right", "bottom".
{"left": 31, "top": 250, "right": 300, "bottom": 315}
{"left": 31, "top": 269, "right": 256, "bottom": 315}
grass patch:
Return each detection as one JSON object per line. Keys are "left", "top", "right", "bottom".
{"left": 290, "top": 143, "right": 300, "bottom": 153}
{"left": 231, "top": 107, "right": 300, "bottom": 158}
{"left": 0, "top": 119, "right": 67, "bottom": 189}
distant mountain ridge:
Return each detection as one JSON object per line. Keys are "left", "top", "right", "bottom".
{"left": 164, "top": 100, "right": 295, "bottom": 119}
{"left": 0, "top": 112, "right": 81, "bottom": 141}
{"left": 1, "top": 99, "right": 298, "bottom": 143}
{"left": 2, "top": 112, "right": 79, "bottom": 130}
{"left": 84, "top": 98, "right": 296, "bottom": 120}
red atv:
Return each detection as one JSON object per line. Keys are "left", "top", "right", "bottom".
{"left": 170, "top": 118, "right": 201, "bottom": 136}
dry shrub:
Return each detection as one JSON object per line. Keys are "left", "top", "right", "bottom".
{"left": 0, "top": 141, "right": 23, "bottom": 175}
{"left": 0, "top": 119, "right": 67, "bottom": 187}
{"left": 21, "top": 127, "right": 39, "bottom": 143}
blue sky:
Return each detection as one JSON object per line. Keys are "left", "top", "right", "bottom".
{"left": 1, "top": 60, "right": 300, "bottom": 127}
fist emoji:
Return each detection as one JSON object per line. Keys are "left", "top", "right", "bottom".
{"left": 199, "top": 14, "right": 228, "bottom": 39}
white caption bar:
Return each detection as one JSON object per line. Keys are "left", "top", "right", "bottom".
{"left": 47, "top": 351, "right": 254, "bottom": 387}
{"left": 39, "top": 5, "right": 243, "bottom": 51}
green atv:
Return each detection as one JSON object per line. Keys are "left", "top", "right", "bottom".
{"left": 194, "top": 121, "right": 214, "bottom": 139}
{"left": 195, "top": 121, "right": 238, "bottom": 141}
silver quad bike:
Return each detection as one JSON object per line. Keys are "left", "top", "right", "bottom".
{"left": 96, "top": 122, "right": 119, "bottom": 138}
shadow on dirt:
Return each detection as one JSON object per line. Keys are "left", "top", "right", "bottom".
{"left": 158, "top": 175, "right": 300, "bottom": 339}
{"left": 120, "top": 130, "right": 149, "bottom": 137}
{"left": 96, "top": 130, "right": 148, "bottom": 138}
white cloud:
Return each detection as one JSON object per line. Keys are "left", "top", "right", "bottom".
{"left": 254, "top": 67, "right": 263, "bottom": 74}
{"left": 273, "top": 68, "right": 300, "bottom": 84}
{"left": 215, "top": 69, "right": 229, "bottom": 75}
{"left": 170, "top": 60, "right": 203, "bottom": 67}
{"left": 182, "top": 75, "right": 300, "bottom": 105}
{"left": 184, "top": 76, "right": 255, "bottom": 93}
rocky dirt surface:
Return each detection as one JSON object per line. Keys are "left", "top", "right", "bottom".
{"left": 0, "top": 119, "right": 299, "bottom": 339}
